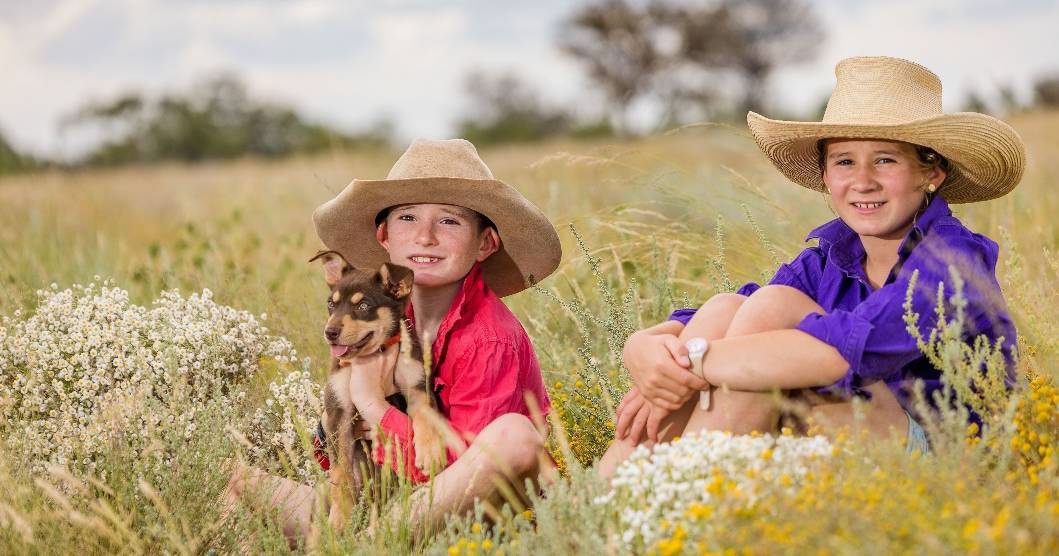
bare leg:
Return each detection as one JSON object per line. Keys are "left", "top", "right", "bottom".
{"left": 223, "top": 461, "right": 320, "bottom": 546}
{"left": 599, "top": 285, "right": 910, "bottom": 479}
{"left": 597, "top": 293, "right": 746, "bottom": 478}
{"left": 389, "top": 413, "right": 549, "bottom": 538}
{"left": 682, "top": 285, "right": 908, "bottom": 443}
{"left": 681, "top": 285, "right": 827, "bottom": 435}
{"left": 803, "top": 381, "right": 909, "bottom": 443}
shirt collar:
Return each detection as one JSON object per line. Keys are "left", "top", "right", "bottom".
{"left": 406, "top": 262, "right": 487, "bottom": 359}
{"left": 442, "top": 261, "right": 486, "bottom": 325}
{"left": 805, "top": 195, "right": 952, "bottom": 243}
{"left": 804, "top": 195, "right": 953, "bottom": 280}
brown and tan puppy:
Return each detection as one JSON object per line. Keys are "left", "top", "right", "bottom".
{"left": 309, "top": 250, "right": 445, "bottom": 532}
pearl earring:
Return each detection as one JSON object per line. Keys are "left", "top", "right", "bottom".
{"left": 926, "top": 183, "right": 936, "bottom": 193}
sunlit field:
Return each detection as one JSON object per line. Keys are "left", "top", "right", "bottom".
{"left": 2, "top": 111, "right": 1058, "bottom": 554}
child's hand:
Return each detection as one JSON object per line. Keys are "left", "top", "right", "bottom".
{"left": 623, "top": 330, "right": 709, "bottom": 410}
{"left": 615, "top": 387, "right": 651, "bottom": 443}
{"left": 347, "top": 344, "right": 400, "bottom": 423}
{"left": 616, "top": 387, "right": 675, "bottom": 444}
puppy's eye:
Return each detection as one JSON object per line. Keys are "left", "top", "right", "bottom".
{"left": 356, "top": 302, "right": 370, "bottom": 311}
{"left": 327, "top": 300, "right": 335, "bottom": 310}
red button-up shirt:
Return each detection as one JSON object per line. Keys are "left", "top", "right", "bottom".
{"left": 372, "top": 262, "right": 551, "bottom": 483}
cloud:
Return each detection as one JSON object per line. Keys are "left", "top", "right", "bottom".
{"left": 1, "top": 0, "right": 1056, "bottom": 156}
{"left": 771, "top": 0, "right": 1059, "bottom": 115}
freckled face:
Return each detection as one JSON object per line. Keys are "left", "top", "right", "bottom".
{"left": 376, "top": 203, "right": 499, "bottom": 289}
{"left": 823, "top": 139, "right": 943, "bottom": 241}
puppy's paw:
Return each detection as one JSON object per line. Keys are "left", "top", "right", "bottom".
{"left": 412, "top": 419, "right": 446, "bottom": 474}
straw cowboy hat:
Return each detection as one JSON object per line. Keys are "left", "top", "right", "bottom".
{"left": 312, "top": 138, "right": 561, "bottom": 297}
{"left": 747, "top": 56, "right": 1026, "bottom": 203}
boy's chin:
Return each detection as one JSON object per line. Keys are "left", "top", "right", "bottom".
{"left": 412, "top": 273, "right": 456, "bottom": 289}
{"left": 414, "top": 268, "right": 475, "bottom": 289}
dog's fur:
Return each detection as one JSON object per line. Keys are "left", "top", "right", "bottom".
{"left": 309, "top": 250, "right": 445, "bottom": 532}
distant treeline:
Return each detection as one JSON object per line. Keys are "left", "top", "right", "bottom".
{"left": 0, "top": 132, "right": 39, "bottom": 175}
{"left": 1, "top": 73, "right": 391, "bottom": 175}
{"left": 60, "top": 74, "right": 390, "bottom": 167}
{"left": 4, "top": 0, "right": 1059, "bottom": 175}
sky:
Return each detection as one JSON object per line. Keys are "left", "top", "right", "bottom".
{"left": 2, "top": 0, "right": 1058, "bottom": 159}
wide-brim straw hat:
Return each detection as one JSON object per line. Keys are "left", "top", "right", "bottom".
{"left": 312, "top": 138, "right": 561, "bottom": 297}
{"left": 747, "top": 56, "right": 1026, "bottom": 203}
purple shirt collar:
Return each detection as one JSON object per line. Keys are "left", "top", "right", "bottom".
{"left": 805, "top": 195, "right": 953, "bottom": 287}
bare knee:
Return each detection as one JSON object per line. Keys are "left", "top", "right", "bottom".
{"left": 727, "top": 285, "right": 821, "bottom": 336}
{"left": 702, "top": 292, "right": 747, "bottom": 314}
{"left": 225, "top": 459, "right": 252, "bottom": 498}
{"left": 683, "top": 292, "right": 747, "bottom": 338}
{"left": 474, "top": 413, "right": 544, "bottom": 476}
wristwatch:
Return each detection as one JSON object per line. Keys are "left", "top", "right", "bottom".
{"left": 686, "top": 337, "right": 712, "bottom": 410}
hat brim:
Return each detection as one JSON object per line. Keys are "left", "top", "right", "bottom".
{"left": 746, "top": 111, "right": 1026, "bottom": 203}
{"left": 312, "top": 176, "right": 561, "bottom": 297}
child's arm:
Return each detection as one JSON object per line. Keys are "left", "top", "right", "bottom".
{"left": 622, "top": 323, "right": 706, "bottom": 409}
{"left": 698, "top": 329, "right": 848, "bottom": 390}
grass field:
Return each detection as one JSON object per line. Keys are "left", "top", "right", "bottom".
{"left": 2, "top": 111, "right": 1059, "bottom": 554}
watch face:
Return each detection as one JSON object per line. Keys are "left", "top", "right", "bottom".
{"left": 686, "top": 337, "right": 708, "bottom": 356}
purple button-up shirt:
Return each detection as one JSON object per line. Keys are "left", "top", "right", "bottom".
{"left": 670, "top": 195, "right": 1016, "bottom": 421}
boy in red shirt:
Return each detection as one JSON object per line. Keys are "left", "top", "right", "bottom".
{"left": 227, "top": 138, "right": 561, "bottom": 542}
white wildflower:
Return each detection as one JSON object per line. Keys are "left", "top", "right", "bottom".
{"left": 0, "top": 279, "right": 316, "bottom": 483}
{"left": 598, "top": 430, "right": 832, "bottom": 547}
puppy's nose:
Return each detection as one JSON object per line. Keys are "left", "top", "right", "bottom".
{"left": 324, "top": 327, "right": 340, "bottom": 342}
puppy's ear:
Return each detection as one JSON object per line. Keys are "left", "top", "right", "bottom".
{"left": 308, "top": 250, "right": 352, "bottom": 286}
{"left": 378, "top": 263, "right": 414, "bottom": 300}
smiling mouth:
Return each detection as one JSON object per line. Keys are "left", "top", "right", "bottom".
{"left": 852, "top": 202, "right": 886, "bottom": 210}
{"left": 409, "top": 256, "right": 442, "bottom": 263}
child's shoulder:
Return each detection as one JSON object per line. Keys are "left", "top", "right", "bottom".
{"left": 914, "top": 216, "right": 1001, "bottom": 275}
{"left": 924, "top": 214, "right": 999, "bottom": 256}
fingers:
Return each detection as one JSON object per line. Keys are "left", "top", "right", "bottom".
{"left": 627, "top": 335, "right": 707, "bottom": 408}
{"left": 662, "top": 336, "right": 709, "bottom": 391}
{"left": 616, "top": 388, "right": 640, "bottom": 420}
{"left": 639, "top": 370, "right": 694, "bottom": 409}
{"left": 615, "top": 390, "right": 644, "bottom": 439}
{"left": 663, "top": 336, "right": 691, "bottom": 368}
{"left": 674, "top": 368, "right": 710, "bottom": 392}
{"left": 627, "top": 402, "right": 650, "bottom": 444}
{"left": 646, "top": 406, "right": 668, "bottom": 443}
{"left": 641, "top": 380, "right": 683, "bottom": 407}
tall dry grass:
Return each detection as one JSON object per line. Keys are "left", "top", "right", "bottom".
{"left": 2, "top": 111, "right": 1059, "bottom": 553}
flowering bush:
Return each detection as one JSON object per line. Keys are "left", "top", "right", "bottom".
{"left": 0, "top": 280, "right": 315, "bottom": 482}
{"left": 244, "top": 366, "right": 323, "bottom": 484}
{"left": 1011, "top": 374, "right": 1059, "bottom": 484}
{"left": 595, "top": 430, "right": 832, "bottom": 549}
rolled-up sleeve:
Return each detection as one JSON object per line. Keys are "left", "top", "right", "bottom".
{"left": 669, "top": 247, "right": 825, "bottom": 324}
{"left": 801, "top": 231, "right": 1000, "bottom": 398}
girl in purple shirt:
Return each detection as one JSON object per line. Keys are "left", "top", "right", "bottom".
{"left": 599, "top": 56, "right": 1025, "bottom": 477}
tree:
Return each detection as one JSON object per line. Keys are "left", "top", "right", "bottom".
{"left": 558, "top": 0, "right": 822, "bottom": 128}
{"left": 961, "top": 88, "right": 991, "bottom": 114}
{"left": 455, "top": 70, "right": 575, "bottom": 145}
{"left": 676, "top": 0, "right": 822, "bottom": 115}
{"left": 0, "top": 127, "right": 37, "bottom": 175}
{"left": 1033, "top": 73, "right": 1059, "bottom": 108}
{"left": 559, "top": 0, "right": 668, "bottom": 133}
{"left": 61, "top": 73, "right": 390, "bottom": 166}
